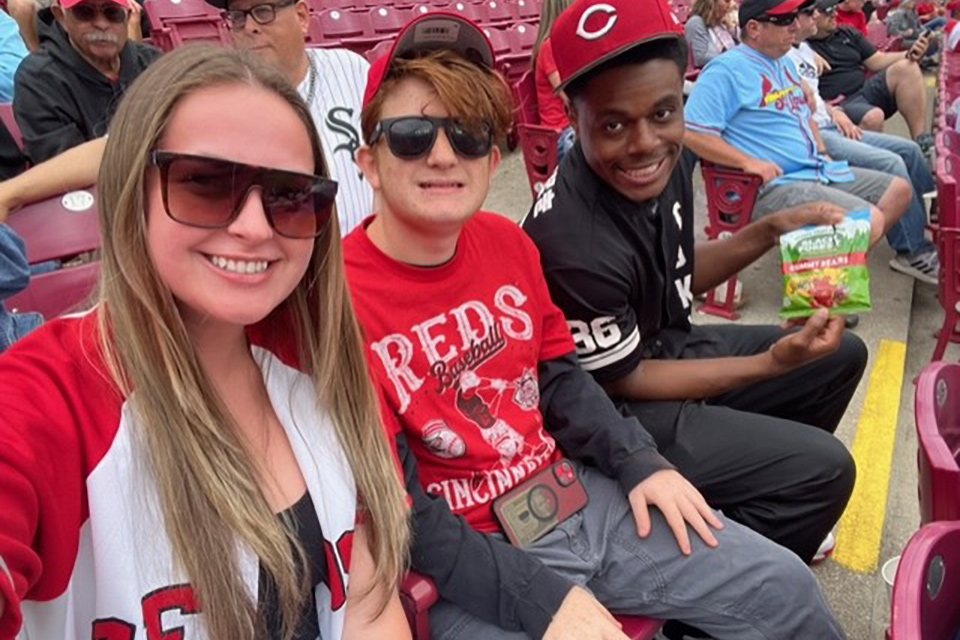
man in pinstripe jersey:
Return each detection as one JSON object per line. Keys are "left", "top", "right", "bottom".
{"left": 0, "top": 0, "right": 374, "bottom": 235}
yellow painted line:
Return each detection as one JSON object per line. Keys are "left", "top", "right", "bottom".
{"left": 833, "top": 339, "right": 907, "bottom": 574}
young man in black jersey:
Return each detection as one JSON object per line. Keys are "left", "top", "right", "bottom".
{"left": 522, "top": 0, "right": 866, "bottom": 566}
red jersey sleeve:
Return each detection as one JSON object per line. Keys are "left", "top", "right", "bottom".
{"left": 0, "top": 316, "right": 119, "bottom": 640}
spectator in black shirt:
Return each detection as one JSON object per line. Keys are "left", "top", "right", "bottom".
{"left": 12, "top": 0, "right": 160, "bottom": 164}
{"left": 807, "top": 0, "right": 933, "bottom": 149}
{"left": 524, "top": 0, "right": 867, "bottom": 572}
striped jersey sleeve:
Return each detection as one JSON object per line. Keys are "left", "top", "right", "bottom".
{"left": 302, "top": 48, "right": 374, "bottom": 236}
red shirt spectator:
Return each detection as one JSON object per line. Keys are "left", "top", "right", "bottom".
{"left": 534, "top": 38, "right": 569, "bottom": 130}
{"left": 836, "top": 7, "right": 869, "bottom": 33}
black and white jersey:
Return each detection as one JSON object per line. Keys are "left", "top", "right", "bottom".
{"left": 521, "top": 145, "right": 697, "bottom": 385}
{"left": 299, "top": 48, "right": 373, "bottom": 236}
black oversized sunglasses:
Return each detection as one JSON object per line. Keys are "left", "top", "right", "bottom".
{"left": 370, "top": 116, "right": 494, "bottom": 160}
{"left": 222, "top": 0, "right": 296, "bottom": 30}
{"left": 150, "top": 151, "right": 338, "bottom": 239}
{"left": 69, "top": 2, "right": 129, "bottom": 24}
{"left": 758, "top": 11, "right": 799, "bottom": 24}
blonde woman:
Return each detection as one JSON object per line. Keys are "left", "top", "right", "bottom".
{"left": 685, "top": 0, "right": 739, "bottom": 68}
{"left": 0, "top": 45, "right": 410, "bottom": 640}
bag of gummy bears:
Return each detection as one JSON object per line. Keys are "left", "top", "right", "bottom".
{"left": 780, "top": 209, "right": 872, "bottom": 319}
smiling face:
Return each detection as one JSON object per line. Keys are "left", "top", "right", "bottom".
{"left": 145, "top": 82, "right": 316, "bottom": 331}
{"left": 568, "top": 57, "right": 684, "bottom": 204}
{"left": 358, "top": 75, "right": 501, "bottom": 240}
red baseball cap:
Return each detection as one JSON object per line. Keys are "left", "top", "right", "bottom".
{"left": 362, "top": 12, "right": 495, "bottom": 110}
{"left": 550, "top": 0, "right": 684, "bottom": 92}
{"left": 59, "top": 0, "right": 130, "bottom": 9}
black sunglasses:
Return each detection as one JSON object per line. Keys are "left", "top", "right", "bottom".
{"left": 68, "top": 2, "right": 129, "bottom": 24}
{"left": 371, "top": 117, "right": 494, "bottom": 160}
{"left": 150, "top": 151, "right": 338, "bottom": 239}
{"left": 757, "top": 11, "right": 798, "bottom": 24}
{"left": 223, "top": 0, "right": 296, "bottom": 30}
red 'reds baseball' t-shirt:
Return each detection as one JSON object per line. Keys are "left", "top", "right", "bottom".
{"left": 343, "top": 212, "right": 573, "bottom": 532}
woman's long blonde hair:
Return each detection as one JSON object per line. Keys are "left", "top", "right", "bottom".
{"left": 691, "top": 0, "right": 726, "bottom": 27}
{"left": 95, "top": 45, "right": 409, "bottom": 640}
{"left": 532, "top": 0, "right": 574, "bottom": 69}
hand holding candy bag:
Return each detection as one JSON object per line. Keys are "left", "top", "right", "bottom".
{"left": 780, "top": 209, "right": 873, "bottom": 319}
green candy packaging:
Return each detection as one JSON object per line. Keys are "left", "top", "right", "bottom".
{"left": 779, "top": 209, "right": 872, "bottom": 318}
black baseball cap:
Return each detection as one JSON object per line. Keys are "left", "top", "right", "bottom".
{"left": 815, "top": 0, "right": 841, "bottom": 11}
{"left": 739, "top": 0, "right": 809, "bottom": 27}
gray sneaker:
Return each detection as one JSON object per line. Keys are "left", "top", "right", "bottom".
{"left": 889, "top": 248, "right": 939, "bottom": 285}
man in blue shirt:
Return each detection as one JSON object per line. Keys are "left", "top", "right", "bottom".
{"left": 0, "top": 10, "right": 28, "bottom": 102}
{"left": 684, "top": 0, "right": 911, "bottom": 239}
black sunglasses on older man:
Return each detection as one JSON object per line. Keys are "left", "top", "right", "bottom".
{"left": 756, "top": 11, "right": 799, "bottom": 25}
{"left": 151, "top": 151, "right": 339, "bottom": 239}
{"left": 68, "top": 2, "right": 129, "bottom": 24}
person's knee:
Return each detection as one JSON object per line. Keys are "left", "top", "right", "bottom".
{"left": 883, "top": 176, "right": 912, "bottom": 220}
{"left": 738, "top": 542, "right": 843, "bottom": 637}
{"left": 889, "top": 58, "right": 923, "bottom": 83}
{"left": 860, "top": 108, "right": 885, "bottom": 131}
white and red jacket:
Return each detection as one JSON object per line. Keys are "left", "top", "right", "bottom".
{"left": 0, "top": 311, "right": 358, "bottom": 640}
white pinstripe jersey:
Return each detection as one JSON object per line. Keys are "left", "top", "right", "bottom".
{"left": 299, "top": 48, "right": 373, "bottom": 236}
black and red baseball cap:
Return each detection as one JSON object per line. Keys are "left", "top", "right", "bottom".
{"left": 550, "top": 0, "right": 684, "bottom": 92}
{"left": 739, "top": 0, "right": 811, "bottom": 27}
{"left": 362, "top": 12, "right": 495, "bottom": 110}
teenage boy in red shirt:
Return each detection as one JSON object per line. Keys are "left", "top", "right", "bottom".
{"left": 342, "top": 11, "right": 847, "bottom": 640}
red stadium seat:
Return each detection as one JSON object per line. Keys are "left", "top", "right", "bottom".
{"left": 483, "top": 0, "right": 516, "bottom": 25}
{"left": 698, "top": 162, "right": 763, "bottom": 320}
{"left": 508, "top": 21, "right": 536, "bottom": 51}
{"left": 512, "top": 69, "right": 560, "bottom": 195}
{"left": 889, "top": 521, "right": 960, "bottom": 640}
{"left": 516, "top": 0, "right": 540, "bottom": 22}
{"left": 400, "top": 572, "right": 663, "bottom": 640}
{"left": 484, "top": 26, "right": 512, "bottom": 59}
{"left": 866, "top": 21, "right": 894, "bottom": 49}
{"left": 0, "top": 102, "right": 24, "bottom": 152}
{"left": 517, "top": 123, "right": 560, "bottom": 195}
{"left": 315, "top": 8, "right": 371, "bottom": 42}
{"left": 142, "top": 0, "right": 218, "bottom": 27}
{"left": 153, "top": 17, "right": 232, "bottom": 51}
{"left": 370, "top": 6, "right": 412, "bottom": 35}
{"left": 305, "top": 0, "right": 354, "bottom": 9}
{"left": 5, "top": 189, "right": 101, "bottom": 319}
{"left": 931, "top": 152, "right": 960, "bottom": 360}
{"left": 364, "top": 38, "right": 394, "bottom": 62}
{"left": 410, "top": 3, "right": 435, "bottom": 16}
{"left": 914, "top": 362, "right": 960, "bottom": 522}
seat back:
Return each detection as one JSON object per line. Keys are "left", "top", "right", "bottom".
{"left": 867, "top": 21, "right": 892, "bottom": 49}
{"left": 316, "top": 9, "right": 370, "bottom": 41}
{"left": 700, "top": 161, "right": 763, "bottom": 235}
{"left": 915, "top": 362, "right": 960, "bottom": 523}
{"left": 936, "top": 152, "right": 960, "bottom": 228}
{"left": 483, "top": 0, "right": 516, "bottom": 25}
{"left": 516, "top": 0, "right": 540, "bottom": 21}
{"left": 890, "top": 521, "right": 960, "bottom": 640}
{"left": 5, "top": 189, "right": 101, "bottom": 319}
{"left": 0, "top": 103, "right": 23, "bottom": 152}
{"left": 364, "top": 37, "right": 395, "bottom": 62}
{"left": 156, "top": 17, "right": 233, "bottom": 50}
{"left": 369, "top": 5, "right": 412, "bottom": 35}
{"left": 143, "top": 0, "right": 219, "bottom": 31}
{"left": 512, "top": 68, "right": 539, "bottom": 126}
{"left": 517, "top": 123, "right": 559, "bottom": 196}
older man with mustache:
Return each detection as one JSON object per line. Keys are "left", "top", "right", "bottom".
{"left": 12, "top": 0, "right": 160, "bottom": 164}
